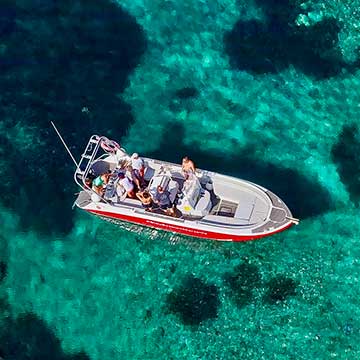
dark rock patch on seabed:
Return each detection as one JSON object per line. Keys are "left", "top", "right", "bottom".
{"left": 224, "top": 0, "right": 358, "bottom": 79}
{"left": 0, "top": 1, "right": 16, "bottom": 37}
{"left": 166, "top": 275, "right": 220, "bottom": 326}
{"left": 0, "top": 312, "right": 90, "bottom": 360}
{"left": 0, "top": 262, "right": 7, "bottom": 283}
{"left": 255, "top": 0, "right": 297, "bottom": 23}
{"left": 175, "top": 87, "right": 199, "bottom": 99}
{"left": 147, "top": 123, "right": 333, "bottom": 219}
{"left": 0, "top": 234, "right": 8, "bottom": 284}
{"left": 0, "top": 134, "right": 75, "bottom": 234}
{"left": 0, "top": 294, "right": 10, "bottom": 321}
{"left": 331, "top": 124, "right": 360, "bottom": 206}
{"left": 224, "top": 262, "right": 261, "bottom": 308}
{"left": 0, "top": 0, "right": 147, "bottom": 235}
{"left": 263, "top": 276, "right": 298, "bottom": 304}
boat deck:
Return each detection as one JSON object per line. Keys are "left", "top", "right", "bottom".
{"left": 210, "top": 199, "right": 237, "bottom": 217}
{"left": 75, "top": 155, "right": 293, "bottom": 234}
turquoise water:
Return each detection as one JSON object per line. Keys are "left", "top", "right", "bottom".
{"left": 1, "top": 0, "right": 360, "bottom": 358}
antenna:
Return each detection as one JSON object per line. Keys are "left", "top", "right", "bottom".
{"left": 50, "top": 121, "right": 79, "bottom": 167}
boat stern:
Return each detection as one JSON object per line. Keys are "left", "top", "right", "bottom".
{"left": 74, "top": 190, "right": 93, "bottom": 209}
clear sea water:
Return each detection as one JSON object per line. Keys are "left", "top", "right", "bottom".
{"left": 1, "top": 0, "right": 360, "bottom": 359}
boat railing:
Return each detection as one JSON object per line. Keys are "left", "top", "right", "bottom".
{"left": 199, "top": 218, "right": 254, "bottom": 228}
{"left": 73, "top": 135, "right": 115, "bottom": 205}
{"left": 74, "top": 135, "right": 100, "bottom": 189}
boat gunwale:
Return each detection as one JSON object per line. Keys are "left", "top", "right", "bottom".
{"left": 86, "top": 207, "right": 294, "bottom": 241}
{"left": 79, "top": 156, "right": 292, "bottom": 231}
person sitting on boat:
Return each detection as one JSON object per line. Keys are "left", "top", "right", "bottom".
{"left": 92, "top": 172, "right": 111, "bottom": 195}
{"left": 153, "top": 185, "right": 175, "bottom": 215}
{"left": 182, "top": 156, "right": 196, "bottom": 179}
{"left": 118, "top": 173, "right": 135, "bottom": 198}
{"left": 136, "top": 189, "right": 153, "bottom": 211}
{"left": 116, "top": 148, "right": 131, "bottom": 168}
{"left": 85, "top": 177, "right": 93, "bottom": 189}
{"left": 126, "top": 164, "right": 144, "bottom": 191}
{"left": 131, "top": 153, "right": 146, "bottom": 187}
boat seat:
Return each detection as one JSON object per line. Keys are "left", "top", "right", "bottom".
{"left": 168, "top": 180, "right": 179, "bottom": 203}
{"left": 170, "top": 171, "right": 184, "bottom": 180}
{"left": 149, "top": 175, "right": 179, "bottom": 203}
{"left": 144, "top": 165, "right": 155, "bottom": 181}
{"left": 234, "top": 195, "right": 256, "bottom": 220}
{"left": 120, "top": 198, "right": 143, "bottom": 208}
{"left": 194, "top": 190, "right": 211, "bottom": 215}
{"left": 149, "top": 175, "right": 170, "bottom": 193}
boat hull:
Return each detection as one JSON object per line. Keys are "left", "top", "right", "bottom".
{"left": 87, "top": 208, "right": 294, "bottom": 242}
{"left": 75, "top": 150, "right": 297, "bottom": 242}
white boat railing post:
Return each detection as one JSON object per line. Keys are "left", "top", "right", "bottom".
{"left": 286, "top": 216, "right": 300, "bottom": 225}
{"left": 51, "top": 121, "right": 79, "bottom": 168}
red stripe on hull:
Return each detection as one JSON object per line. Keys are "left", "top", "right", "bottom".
{"left": 87, "top": 209, "right": 293, "bottom": 242}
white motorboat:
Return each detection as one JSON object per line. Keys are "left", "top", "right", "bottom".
{"left": 69, "top": 134, "right": 298, "bottom": 242}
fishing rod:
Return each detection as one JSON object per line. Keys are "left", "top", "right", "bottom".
{"left": 50, "top": 121, "right": 78, "bottom": 168}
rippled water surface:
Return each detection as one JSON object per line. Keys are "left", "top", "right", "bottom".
{"left": 1, "top": 0, "right": 360, "bottom": 359}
